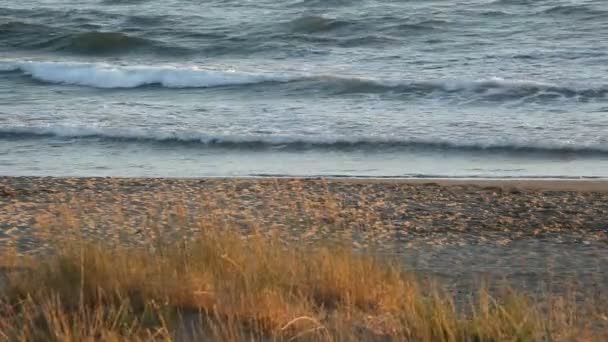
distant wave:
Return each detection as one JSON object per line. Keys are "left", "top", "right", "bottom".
{"left": 288, "top": 15, "right": 350, "bottom": 33}
{"left": 319, "top": 76, "right": 607, "bottom": 100}
{"left": 1, "top": 60, "right": 606, "bottom": 100}
{"left": 491, "top": 0, "right": 537, "bottom": 5}
{"left": 101, "top": 0, "right": 151, "bottom": 4}
{"left": 39, "top": 31, "right": 167, "bottom": 55}
{"left": 492, "top": 1, "right": 607, "bottom": 17}
{"left": 286, "top": 15, "right": 445, "bottom": 35}
{"left": 479, "top": 10, "right": 510, "bottom": 17}
{"left": 1, "top": 126, "right": 607, "bottom": 157}
{"left": 0, "top": 20, "right": 50, "bottom": 34}
{"left": 288, "top": 0, "right": 362, "bottom": 8}
{"left": 383, "top": 19, "right": 448, "bottom": 33}
{"left": 0, "top": 21, "right": 61, "bottom": 48}
{"left": 0, "top": 23, "right": 185, "bottom": 55}
{"left": 540, "top": 5, "right": 607, "bottom": 17}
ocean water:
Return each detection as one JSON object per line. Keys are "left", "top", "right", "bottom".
{"left": 1, "top": 0, "right": 607, "bottom": 178}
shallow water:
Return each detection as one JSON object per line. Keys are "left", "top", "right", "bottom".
{"left": 1, "top": 0, "right": 607, "bottom": 177}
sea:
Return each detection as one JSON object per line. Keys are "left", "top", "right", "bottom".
{"left": 1, "top": 0, "right": 607, "bottom": 178}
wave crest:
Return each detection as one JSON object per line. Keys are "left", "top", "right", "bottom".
{"left": 1, "top": 126, "right": 606, "bottom": 156}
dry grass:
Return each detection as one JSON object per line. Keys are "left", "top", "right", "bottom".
{"left": 0, "top": 199, "right": 606, "bottom": 341}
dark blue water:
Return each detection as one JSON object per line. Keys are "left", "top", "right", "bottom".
{"left": 1, "top": 0, "right": 607, "bottom": 177}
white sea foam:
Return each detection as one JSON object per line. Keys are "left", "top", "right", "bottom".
{"left": 0, "top": 60, "right": 290, "bottom": 88}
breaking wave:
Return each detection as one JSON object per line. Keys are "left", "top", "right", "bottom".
{"left": 1, "top": 61, "right": 606, "bottom": 101}
{"left": 1, "top": 125, "right": 607, "bottom": 157}
{"left": 0, "top": 61, "right": 285, "bottom": 88}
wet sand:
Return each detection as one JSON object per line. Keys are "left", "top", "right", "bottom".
{"left": 1, "top": 176, "right": 607, "bottom": 296}
{"left": 355, "top": 177, "right": 608, "bottom": 192}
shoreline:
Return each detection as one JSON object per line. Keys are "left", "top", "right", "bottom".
{"left": 3, "top": 175, "right": 608, "bottom": 192}
{"left": 334, "top": 177, "right": 608, "bottom": 192}
{"left": 251, "top": 176, "right": 608, "bottom": 192}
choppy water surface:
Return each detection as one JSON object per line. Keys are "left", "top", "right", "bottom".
{"left": 1, "top": 0, "right": 607, "bottom": 177}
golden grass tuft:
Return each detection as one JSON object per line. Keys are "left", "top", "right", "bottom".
{"left": 0, "top": 202, "right": 606, "bottom": 341}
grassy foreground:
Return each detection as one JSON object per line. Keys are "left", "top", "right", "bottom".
{"left": 0, "top": 205, "right": 606, "bottom": 341}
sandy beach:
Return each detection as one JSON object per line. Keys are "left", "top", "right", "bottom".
{"left": 1, "top": 176, "right": 607, "bottom": 296}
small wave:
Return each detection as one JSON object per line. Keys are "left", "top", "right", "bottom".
{"left": 288, "top": 15, "right": 350, "bottom": 33}
{"left": 480, "top": 10, "right": 509, "bottom": 17}
{"left": 387, "top": 19, "right": 448, "bottom": 33}
{"left": 123, "top": 14, "right": 173, "bottom": 27}
{"left": 42, "top": 31, "right": 156, "bottom": 54}
{"left": 1, "top": 126, "right": 607, "bottom": 157}
{"left": 336, "top": 35, "right": 399, "bottom": 47}
{"left": 0, "top": 21, "right": 62, "bottom": 47}
{"left": 316, "top": 76, "right": 608, "bottom": 100}
{"left": 541, "top": 5, "right": 606, "bottom": 17}
{"left": 0, "top": 21, "right": 50, "bottom": 33}
{"left": 288, "top": 16, "right": 445, "bottom": 36}
{"left": 102, "top": 0, "right": 151, "bottom": 4}
{"left": 0, "top": 20, "right": 187, "bottom": 55}
{"left": 288, "top": 0, "right": 362, "bottom": 8}
{"left": 1, "top": 60, "right": 606, "bottom": 101}
{"left": 491, "top": 0, "right": 536, "bottom": 5}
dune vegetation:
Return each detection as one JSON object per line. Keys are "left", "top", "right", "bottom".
{"left": 0, "top": 204, "right": 606, "bottom": 341}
